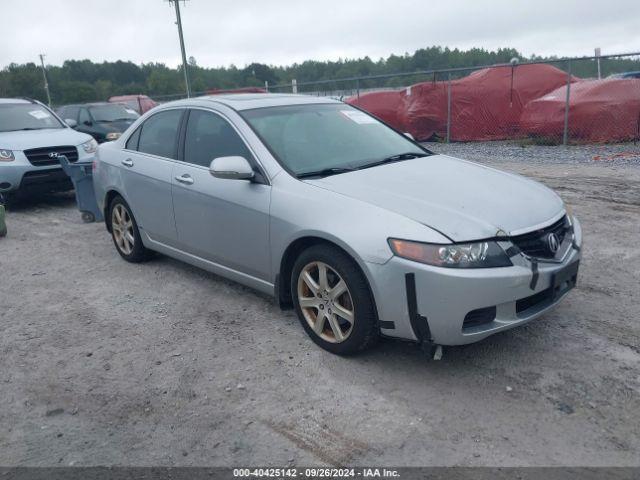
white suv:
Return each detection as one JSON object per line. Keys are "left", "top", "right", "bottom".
{"left": 0, "top": 98, "right": 97, "bottom": 198}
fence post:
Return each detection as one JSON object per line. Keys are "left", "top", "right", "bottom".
{"left": 356, "top": 78, "right": 360, "bottom": 99}
{"left": 446, "top": 73, "right": 452, "bottom": 143}
{"left": 562, "top": 61, "right": 572, "bottom": 146}
{"left": 264, "top": 81, "right": 269, "bottom": 92}
{"left": 292, "top": 79, "right": 298, "bottom": 94}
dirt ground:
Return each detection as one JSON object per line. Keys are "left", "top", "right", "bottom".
{"left": 1, "top": 152, "right": 639, "bottom": 467}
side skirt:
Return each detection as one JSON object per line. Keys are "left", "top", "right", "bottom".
{"left": 141, "top": 231, "right": 275, "bottom": 296}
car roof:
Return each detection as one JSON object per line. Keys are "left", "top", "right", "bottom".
{"left": 0, "top": 98, "right": 33, "bottom": 105}
{"left": 166, "top": 93, "right": 342, "bottom": 111}
{"left": 109, "top": 95, "right": 148, "bottom": 99}
{"left": 60, "top": 102, "right": 112, "bottom": 108}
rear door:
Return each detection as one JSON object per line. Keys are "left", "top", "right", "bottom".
{"left": 119, "top": 108, "right": 184, "bottom": 246}
{"left": 171, "top": 108, "right": 271, "bottom": 281}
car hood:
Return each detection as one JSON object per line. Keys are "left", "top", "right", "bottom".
{"left": 0, "top": 128, "right": 92, "bottom": 151}
{"left": 305, "top": 155, "right": 565, "bottom": 241}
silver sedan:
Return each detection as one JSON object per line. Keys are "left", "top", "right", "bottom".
{"left": 93, "top": 94, "right": 582, "bottom": 355}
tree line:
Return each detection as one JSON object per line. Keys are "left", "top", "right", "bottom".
{"left": 1, "top": 46, "right": 638, "bottom": 106}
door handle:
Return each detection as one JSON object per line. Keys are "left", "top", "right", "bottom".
{"left": 175, "top": 174, "right": 194, "bottom": 185}
{"left": 121, "top": 158, "right": 134, "bottom": 167}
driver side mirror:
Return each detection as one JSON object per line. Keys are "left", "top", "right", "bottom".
{"left": 209, "top": 156, "right": 255, "bottom": 181}
{"left": 65, "top": 118, "right": 78, "bottom": 128}
{"left": 83, "top": 120, "right": 93, "bottom": 127}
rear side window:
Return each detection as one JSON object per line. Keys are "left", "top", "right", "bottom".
{"left": 137, "top": 110, "right": 183, "bottom": 159}
{"left": 184, "top": 110, "right": 253, "bottom": 167}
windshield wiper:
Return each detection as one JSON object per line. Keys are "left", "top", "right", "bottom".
{"left": 297, "top": 167, "right": 355, "bottom": 179}
{"left": 357, "top": 152, "right": 428, "bottom": 170}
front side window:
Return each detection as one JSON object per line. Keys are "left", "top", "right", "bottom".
{"left": 137, "top": 109, "right": 183, "bottom": 159}
{"left": 65, "top": 106, "right": 80, "bottom": 121}
{"left": 0, "top": 103, "right": 65, "bottom": 132}
{"left": 184, "top": 110, "right": 253, "bottom": 167}
{"left": 241, "top": 103, "right": 428, "bottom": 176}
{"left": 79, "top": 108, "right": 91, "bottom": 125}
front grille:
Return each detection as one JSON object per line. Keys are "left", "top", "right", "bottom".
{"left": 23, "top": 145, "right": 79, "bottom": 167}
{"left": 463, "top": 306, "right": 496, "bottom": 329}
{"left": 516, "top": 287, "right": 553, "bottom": 315}
{"left": 510, "top": 216, "right": 569, "bottom": 259}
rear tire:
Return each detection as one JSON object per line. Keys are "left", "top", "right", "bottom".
{"left": 108, "top": 195, "right": 151, "bottom": 263}
{"left": 291, "top": 244, "right": 379, "bottom": 355}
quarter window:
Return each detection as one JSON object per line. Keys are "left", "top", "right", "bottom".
{"left": 137, "top": 110, "right": 183, "bottom": 159}
{"left": 184, "top": 110, "right": 253, "bottom": 167}
{"left": 126, "top": 126, "right": 141, "bottom": 151}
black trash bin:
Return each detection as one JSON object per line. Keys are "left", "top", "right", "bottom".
{"left": 59, "top": 155, "right": 104, "bottom": 223}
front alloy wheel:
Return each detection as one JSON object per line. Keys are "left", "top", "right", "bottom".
{"left": 291, "top": 244, "right": 379, "bottom": 355}
{"left": 297, "top": 261, "right": 355, "bottom": 343}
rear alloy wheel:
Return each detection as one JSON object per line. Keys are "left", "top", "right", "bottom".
{"left": 109, "top": 195, "right": 151, "bottom": 263}
{"left": 291, "top": 245, "right": 379, "bottom": 355}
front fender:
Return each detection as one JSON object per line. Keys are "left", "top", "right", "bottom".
{"left": 269, "top": 174, "right": 450, "bottom": 281}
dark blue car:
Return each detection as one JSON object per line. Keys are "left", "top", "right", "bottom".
{"left": 57, "top": 102, "right": 139, "bottom": 143}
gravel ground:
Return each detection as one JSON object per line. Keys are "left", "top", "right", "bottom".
{"left": 1, "top": 145, "right": 639, "bottom": 467}
{"left": 427, "top": 141, "right": 640, "bottom": 166}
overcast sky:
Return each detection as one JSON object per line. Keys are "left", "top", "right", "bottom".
{"left": 2, "top": 0, "right": 639, "bottom": 69}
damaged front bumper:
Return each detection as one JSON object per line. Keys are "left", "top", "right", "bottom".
{"left": 366, "top": 216, "right": 583, "bottom": 346}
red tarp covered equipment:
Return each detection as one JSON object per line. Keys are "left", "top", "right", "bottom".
{"left": 520, "top": 79, "right": 640, "bottom": 143}
{"left": 347, "top": 64, "right": 576, "bottom": 142}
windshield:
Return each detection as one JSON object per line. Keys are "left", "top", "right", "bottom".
{"left": 89, "top": 104, "right": 139, "bottom": 122}
{"left": 241, "top": 103, "right": 429, "bottom": 176}
{"left": 0, "top": 103, "right": 65, "bottom": 132}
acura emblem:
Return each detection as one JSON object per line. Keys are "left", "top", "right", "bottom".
{"left": 48, "top": 152, "right": 59, "bottom": 159}
{"left": 547, "top": 233, "right": 560, "bottom": 253}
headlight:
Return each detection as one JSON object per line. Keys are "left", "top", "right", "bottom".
{"left": 388, "top": 238, "right": 512, "bottom": 268}
{"left": 81, "top": 138, "right": 98, "bottom": 154}
{"left": 106, "top": 132, "right": 121, "bottom": 141}
{"left": 0, "top": 149, "right": 15, "bottom": 162}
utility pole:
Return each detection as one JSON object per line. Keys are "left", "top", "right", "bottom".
{"left": 38, "top": 54, "right": 52, "bottom": 106}
{"left": 167, "top": 0, "right": 191, "bottom": 98}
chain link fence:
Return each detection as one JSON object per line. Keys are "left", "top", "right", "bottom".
{"left": 263, "top": 52, "right": 640, "bottom": 147}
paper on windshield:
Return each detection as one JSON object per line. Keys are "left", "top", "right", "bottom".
{"left": 340, "top": 110, "right": 378, "bottom": 125}
{"left": 28, "top": 110, "right": 51, "bottom": 120}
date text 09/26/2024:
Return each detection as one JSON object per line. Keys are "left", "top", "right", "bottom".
{"left": 233, "top": 468, "right": 400, "bottom": 478}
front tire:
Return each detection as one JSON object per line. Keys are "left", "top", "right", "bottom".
{"left": 291, "top": 244, "right": 379, "bottom": 355}
{"left": 108, "top": 195, "right": 151, "bottom": 263}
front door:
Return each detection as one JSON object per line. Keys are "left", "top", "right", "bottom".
{"left": 171, "top": 109, "right": 271, "bottom": 281}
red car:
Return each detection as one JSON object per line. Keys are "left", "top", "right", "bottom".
{"left": 108, "top": 95, "right": 158, "bottom": 115}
